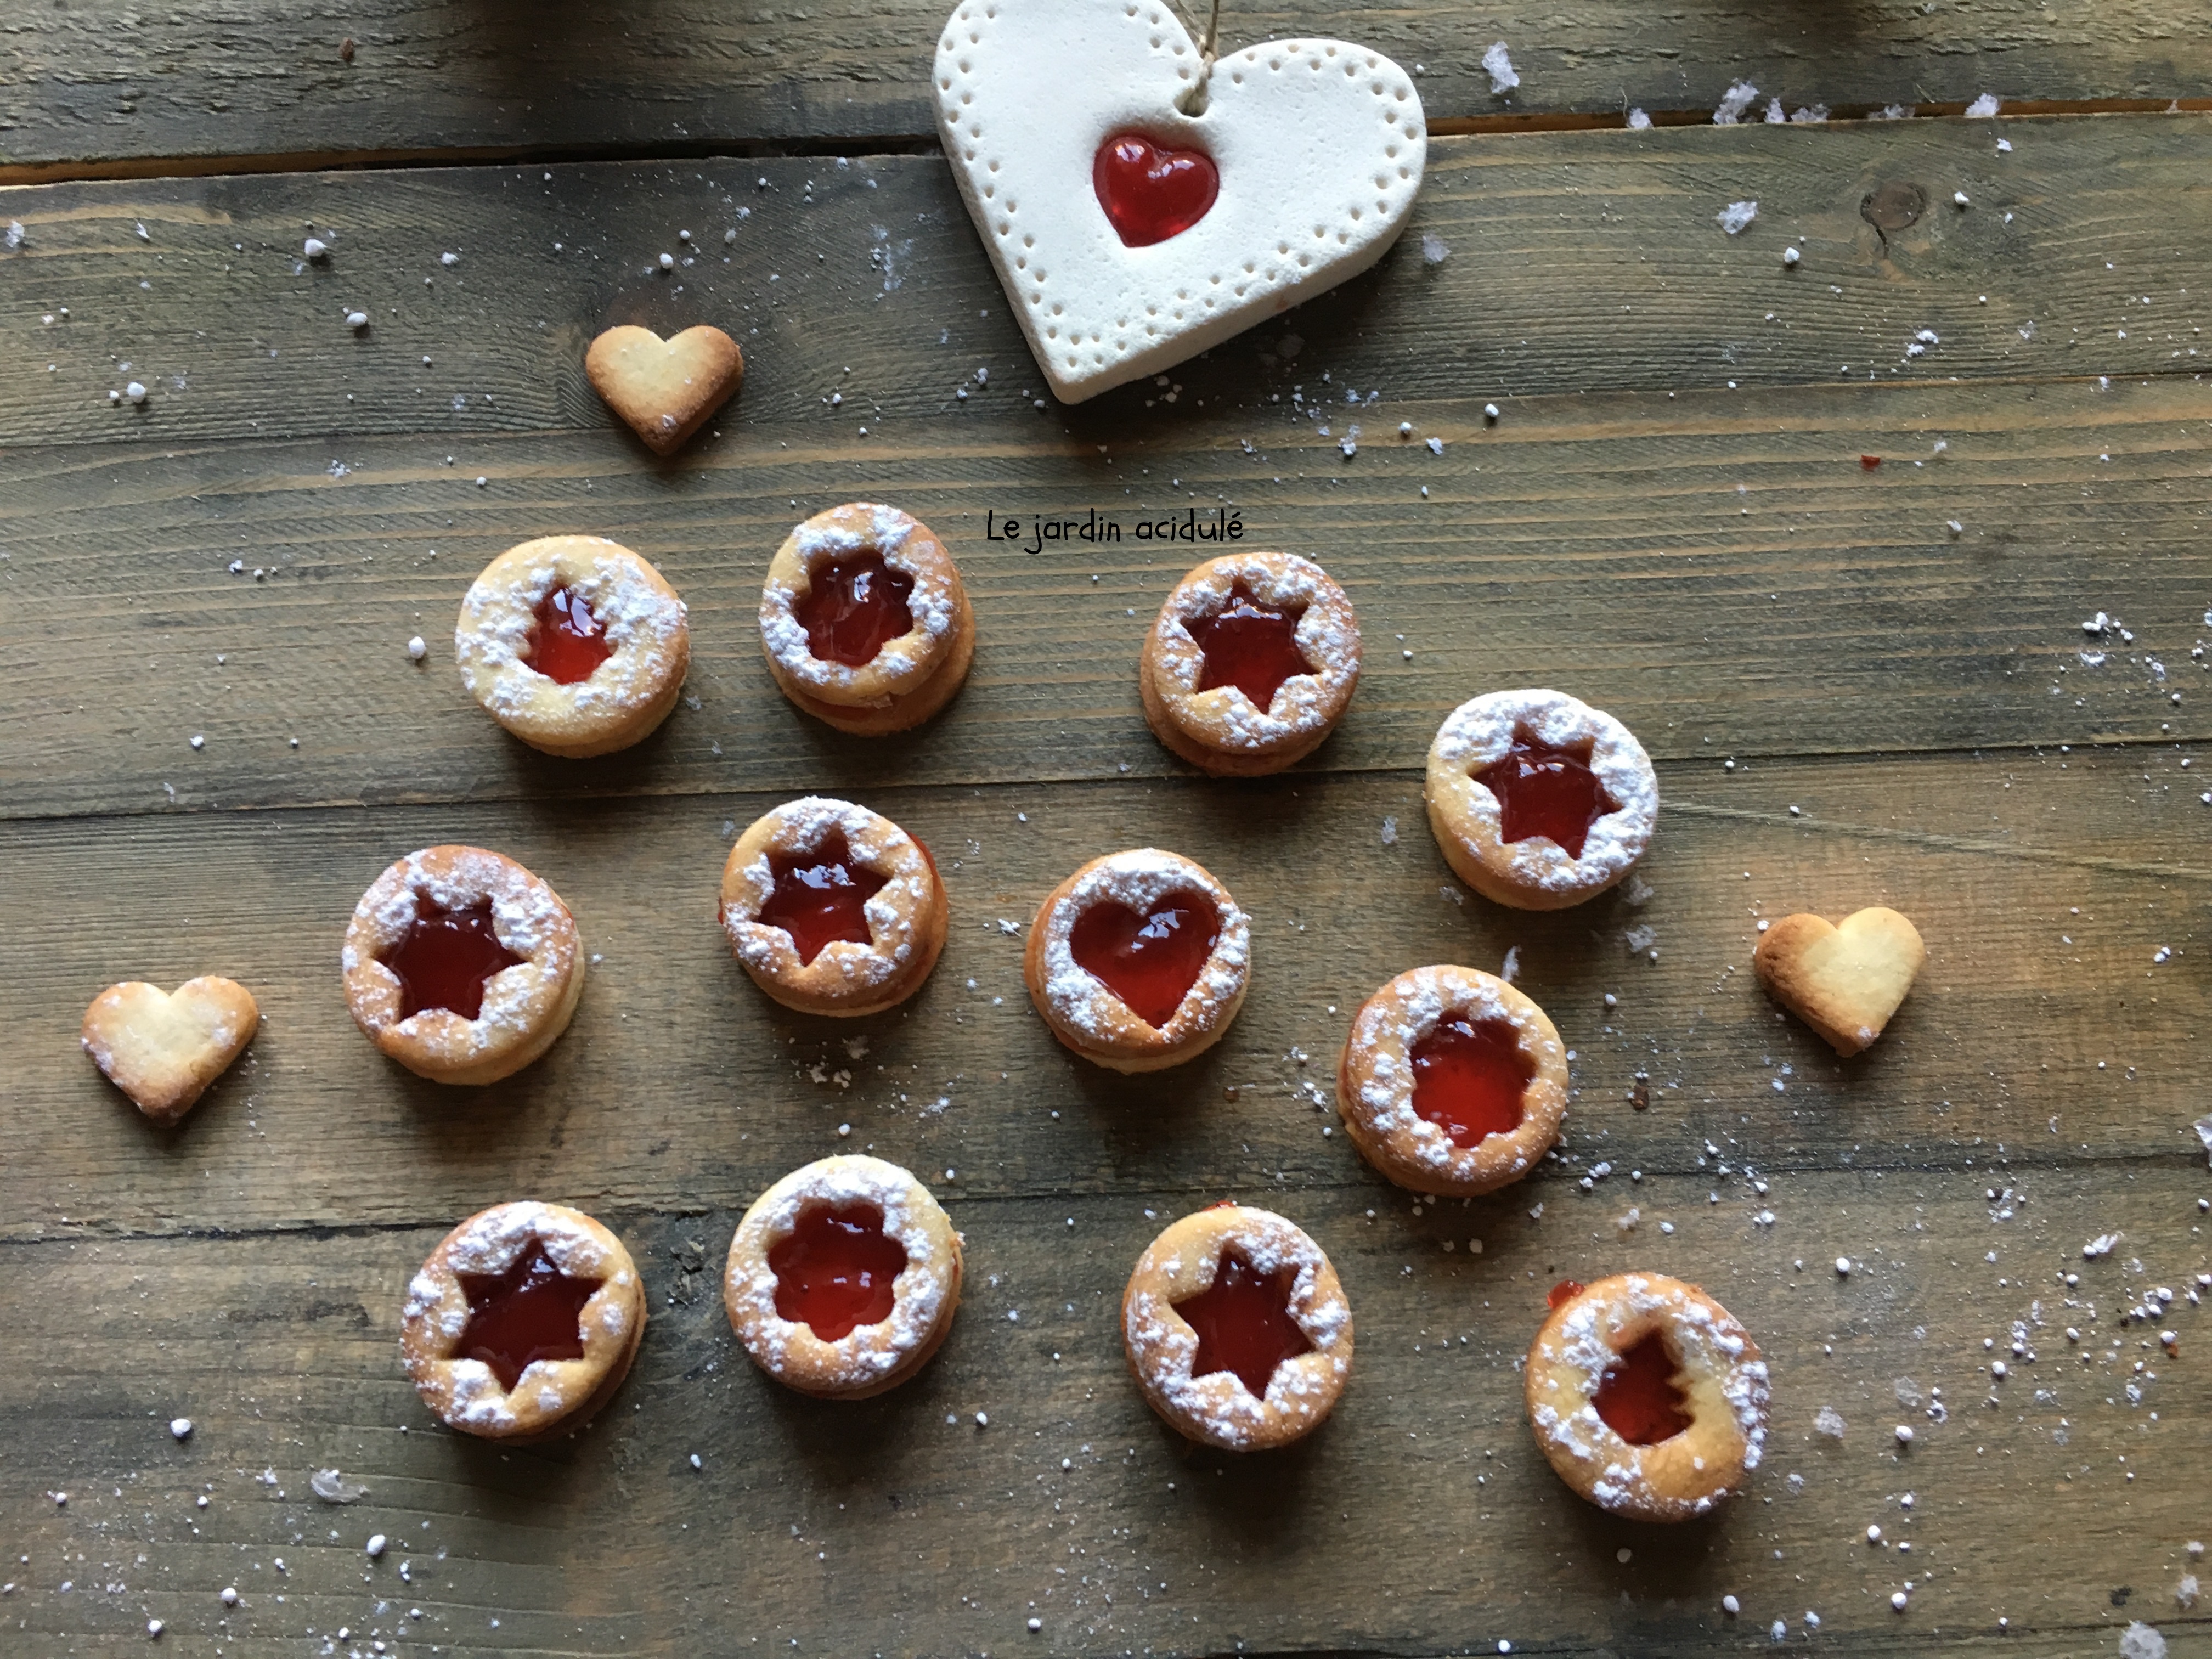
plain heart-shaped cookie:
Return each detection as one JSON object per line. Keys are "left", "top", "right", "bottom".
{"left": 1754, "top": 909, "right": 1925, "bottom": 1056}
{"left": 585, "top": 325, "right": 744, "bottom": 455}
{"left": 934, "top": 0, "right": 1425, "bottom": 402}
{"left": 82, "top": 977, "right": 260, "bottom": 1124}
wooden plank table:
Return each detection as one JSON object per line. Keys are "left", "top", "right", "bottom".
{"left": 2, "top": 4, "right": 2208, "bottom": 1654}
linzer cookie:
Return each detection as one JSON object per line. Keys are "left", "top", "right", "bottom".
{"left": 724, "top": 1156, "right": 963, "bottom": 1400}
{"left": 1139, "top": 552, "right": 1361, "bottom": 776}
{"left": 402, "top": 1201, "right": 645, "bottom": 1441}
{"left": 1122, "top": 1204, "right": 1353, "bottom": 1450}
{"left": 455, "top": 537, "right": 690, "bottom": 758}
{"left": 1425, "top": 689, "right": 1658, "bottom": 910}
{"left": 341, "top": 846, "right": 583, "bottom": 1086}
{"left": 1525, "top": 1273, "right": 1769, "bottom": 1522}
{"left": 1337, "top": 966, "right": 1567, "bottom": 1196}
{"left": 933, "top": 0, "right": 1425, "bottom": 402}
{"left": 719, "top": 797, "right": 948, "bottom": 1017}
{"left": 584, "top": 324, "right": 743, "bottom": 455}
{"left": 759, "top": 504, "right": 975, "bottom": 735}
{"left": 82, "top": 977, "right": 259, "bottom": 1125}
{"left": 1754, "top": 906, "right": 1925, "bottom": 1055}
{"left": 1023, "top": 849, "right": 1250, "bottom": 1072}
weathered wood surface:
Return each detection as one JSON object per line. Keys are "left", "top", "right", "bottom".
{"left": 4, "top": 31, "right": 2211, "bottom": 1659}
{"left": 4, "top": 123, "right": 2210, "bottom": 455}
{"left": 5, "top": 1164, "right": 2208, "bottom": 1657}
{"left": 1, "top": 0, "right": 2205, "bottom": 179}
{"left": 4, "top": 754, "right": 2204, "bottom": 1240}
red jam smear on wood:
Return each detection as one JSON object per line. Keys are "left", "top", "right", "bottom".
{"left": 1173, "top": 1251, "right": 1312, "bottom": 1400}
{"left": 1547, "top": 1278, "right": 1586, "bottom": 1310}
{"left": 1594, "top": 1332, "right": 1695, "bottom": 1445}
{"left": 755, "top": 831, "right": 888, "bottom": 967}
{"left": 1069, "top": 890, "right": 1219, "bottom": 1028}
{"left": 770, "top": 1203, "right": 907, "bottom": 1342}
{"left": 385, "top": 897, "right": 524, "bottom": 1021}
{"left": 456, "top": 1240, "right": 603, "bottom": 1391}
{"left": 1409, "top": 1015, "right": 1533, "bottom": 1148}
{"left": 1474, "top": 737, "right": 1618, "bottom": 860}
{"left": 1093, "top": 133, "right": 1219, "bottom": 247}
{"left": 798, "top": 550, "right": 915, "bottom": 668}
{"left": 1190, "top": 583, "right": 1312, "bottom": 712}
{"left": 527, "top": 585, "right": 613, "bottom": 685}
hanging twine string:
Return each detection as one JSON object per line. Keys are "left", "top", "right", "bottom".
{"left": 1173, "top": 0, "right": 1223, "bottom": 115}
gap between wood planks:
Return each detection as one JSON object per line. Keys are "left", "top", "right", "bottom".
{"left": 3, "top": 98, "right": 2206, "bottom": 189}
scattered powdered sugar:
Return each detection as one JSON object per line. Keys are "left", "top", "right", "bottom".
{"left": 1039, "top": 851, "right": 1249, "bottom": 1043}
{"left": 1965, "top": 92, "right": 2001, "bottom": 118}
{"left": 760, "top": 505, "right": 956, "bottom": 694}
{"left": 1481, "top": 42, "right": 1519, "bottom": 96}
{"left": 2119, "top": 1622, "right": 2166, "bottom": 1659}
{"left": 1430, "top": 689, "right": 1657, "bottom": 895}
{"left": 456, "top": 538, "right": 686, "bottom": 721}
{"left": 1150, "top": 554, "right": 1358, "bottom": 746}
{"left": 1814, "top": 1404, "right": 1848, "bottom": 1438}
{"left": 1125, "top": 1209, "right": 1350, "bottom": 1450}
{"left": 1717, "top": 201, "right": 1759, "bottom": 235}
{"left": 1712, "top": 81, "right": 1760, "bottom": 125}
{"left": 726, "top": 1157, "right": 953, "bottom": 1390}
{"left": 310, "top": 1469, "right": 368, "bottom": 1504}
{"left": 722, "top": 798, "right": 933, "bottom": 988}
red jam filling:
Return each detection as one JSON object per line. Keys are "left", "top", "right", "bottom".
{"left": 455, "top": 1240, "right": 603, "bottom": 1391}
{"left": 1069, "top": 890, "right": 1219, "bottom": 1028}
{"left": 527, "top": 585, "right": 613, "bottom": 685}
{"left": 755, "top": 831, "right": 888, "bottom": 967}
{"left": 1190, "top": 583, "right": 1312, "bottom": 712}
{"left": 769, "top": 1203, "right": 907, "bottom": 1342}
{"left": 1474, "top": 737, "right": 1618, "bottom": 860}
{"left": 1093, "top": 133, "right": 1220, "bottom": 247}
{"left": 1594, "top": 1332, "right": 1695, "bottom": 1445}
{"left": 797, "top": 550, "right": 915, "bottom": 668}
{"left": 1547, "top": 1278, "right": 1587, "bottom": 1311}
{"left": 383, "top": 897, "right": 524, "bottom": 1021}
{"left": 1409, "top": 1016, "right": 1533, "bottom": 1148}
{"left": 1172, "top": 1251, "right": 1312, "bottom": 1400}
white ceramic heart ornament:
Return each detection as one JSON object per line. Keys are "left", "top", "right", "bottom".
{"left": 934, "top": 0, "right": 1425, "bottom": 403}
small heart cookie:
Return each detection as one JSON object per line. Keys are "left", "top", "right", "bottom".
{"left": 1754, "top": 908, "right": 1925, "bottom": 1056}
{"left": 584, "top": 325, "right": 743, "bottom": 455}
{"left": 82, "top": 977, "right": 260, "bottom": 1124}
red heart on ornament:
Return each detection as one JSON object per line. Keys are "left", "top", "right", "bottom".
{"left": 1093, "top": 133, "right": 1220, "bottom": 247}
{"left": 1068, "top": 891, "right": 1220, "bottom": 1026}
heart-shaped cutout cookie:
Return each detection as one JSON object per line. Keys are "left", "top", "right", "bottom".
{"left": 934, "top": 0, "right": 1425, "bottom": 402}
{"left": 1753, "top": 908, "right": 1925, "bottom": 1056}
{"left": 82, "top": 977, "right": 260, "bottom": 1124}
{"left": 585, "top": 325, "right": 744, "bottom": 455}
{"left": 1068, "top": 892, "right": 1220, "bottom": 1027}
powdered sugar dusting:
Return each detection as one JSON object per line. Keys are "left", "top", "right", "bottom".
{"left": 344, "top": 847, "right": 578, "bottom": 1058}
{"left": 455, "top": 538, "right": 686, "bottom": 721}
{"left": 1040, "top": 850, "right": 1249, "bottom": 1042}
{"left": 1430, "top": 689, "right": 1657, "bottom": 894}
{"left": 1150, "top": 552, "right": 1360, "bottom": 748}
{"left": 760, "top": 505, "right": 959, "bottom": 696}
{"left": 720, "top": 797, "right": 934, "bottom": 989}
{"left": 1530, "top": 1274, "right": 1769, "bottom": 1520}
{"left": 1124, "top": 1207, "right": 1352, "bottom": 1451}
{"left": 726, "top": 1156, "right": 956, "bottom": 1391}
{"left": 402, "top": 1202, "right": 637, "bottom": 1437}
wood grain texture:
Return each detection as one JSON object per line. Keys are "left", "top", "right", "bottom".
{"left": 3, "top": 372, "right": 2208, "bottom": 822}
{"left": 4, "top": 123, "right": 2211, "bottom": 454}
{"left": 4, "top": 1170, "right": 2207, "bottom": 1655}
{"left": 4, "top": 756, "right": 2203, "bottom": 1243}
{"left": 0, "top": 0, "right": 2206, "bottom": 175}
